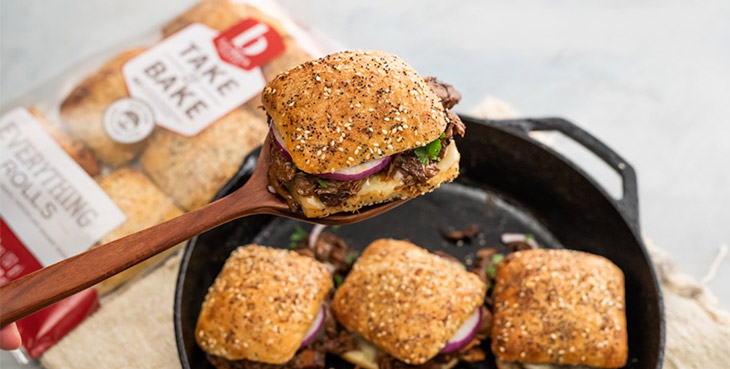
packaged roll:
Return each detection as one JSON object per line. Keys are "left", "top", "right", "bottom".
{"left": 139, "top": 106, "right": 267, "bottom": 210}
{"left": 163, "top": 0, "right": 315, "bottom": 82}
{"left": 27, "top": 107, "right": 100, "bottom": 177}
{"left": 161, "top": 0, "right": 245, "bottom": 36}
{"left": 94, "top": 168, "right": 184, "bottom": 294}
{"left": 59, "top": 48, "right": 148, "bottom": 167}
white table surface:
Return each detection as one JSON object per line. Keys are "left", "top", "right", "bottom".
{"left": 1, "top": 0, "right": 728, "bottom": 367}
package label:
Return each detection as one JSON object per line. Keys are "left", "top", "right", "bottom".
{"left": 103, "top": 98, "right": 156, "bottom": 144}
{"left": 214, "top": 18, "right": 285, "bottom": 70}
{"left": 123, "top": 23, "right": 266, "bottom": 136}
{"left": 0, "top": 108, "right": 126, "bottom": 266}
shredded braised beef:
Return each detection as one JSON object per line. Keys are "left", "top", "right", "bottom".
{"left": 377, "top": 355, "right": 451, "bottom": 369}
{"left": 268, "top": 77, "right": 464, "bottom": 211}
{"left": 310, "top": 298, "right": 359, "bottom": 354}
{"left": 294, "top": 230, "right": 359, "bottom": 356}
{"left": 471, "top": 248, "right": 498, "bottom": 284}
{"left": 207, "top": 350, "right": 325, "bottom": 369}
{"left": 387, "top": 151, "right": 441, "bottom": 186}
{"left": 505, "top": 240, "right": 538, "bottom": 253}
{"left": 441, "top": 224, "right": 481, "bottom": 242}
{"left": 426, "top": 77, "right": 462, "bottom": 110}
{"left": 268, "top": 146, "right": 299, "bottom": 210}
{"left": 294, "top": 231, "right": 357, "bottom": 276}
{"left": 443, "top": 111, "right": 465, "bottom": 142}
{"left": 309, "top": 176, "right": 365, "bottom": 207}
{"left": 269, "top": 147, "right": 367, "bottom": 209}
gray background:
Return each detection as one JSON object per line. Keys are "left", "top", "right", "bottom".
{"left": 1, "top": 0, "right": 728, "bottom": 367}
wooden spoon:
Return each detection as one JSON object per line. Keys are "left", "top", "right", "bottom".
{"left": 0, "top": 135, "right": 405, "bottom": 326}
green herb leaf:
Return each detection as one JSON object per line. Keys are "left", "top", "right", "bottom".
{"left": 289, "top": 225, "right": 307, "bottom": 249}
{"left": 290, "top": 225, "right": 307, "bottom": 241}
{"left": 492, "top": 253, "right": 504, "bottom": 264}
{"left": 426, "top": 138, "right": 442, "bottom": 160}
{"left": 331, "top": 225, "right": 341, "bottom": 231}
{"left": 525, "top": 234, "right": 534, "bottom": 241}
{"left": 414, "top": 146, "right": 430, "bottom": 165}
{"left": 414, "top": 136, "right": 444, "bottom": 165}
{"left": 333, "top": 274, "right": 344, "bottom": 287}
{"left": 345, "top": 251, "right": 358, "bottom": 265}
{"left": 316, "top": 178, "right": 328, "bottom": 188}
{"left": 486, "top": 265, "right": 497, "bottom": 279}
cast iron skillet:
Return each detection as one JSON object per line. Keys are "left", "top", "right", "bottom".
{"left": 174, "top": 116, "right": 665, "bottom": 369}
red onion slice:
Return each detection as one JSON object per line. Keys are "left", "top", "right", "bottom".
{"left": 300, "top": 306, "right": 326, "bottom": 347}
{"left": 501, "top": 233, "right": 539, "bottom": 249}
{"left": 269, "top": 126, "right": 390, "bottom": 181}
{"left": 441, "top": 308, "right": 481, "bottom": 353}
{"left": 308, "top": 224, "right": 327, "bottom": 250}
{"left": 318, "top": 156, "right": 391, "bottom": 181}
{"left": 270, "top": 127, "right": 292, "bottom": 161}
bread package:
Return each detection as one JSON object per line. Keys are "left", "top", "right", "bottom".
{"left": 0, "top": 0, "right": 332, "bottom": 361}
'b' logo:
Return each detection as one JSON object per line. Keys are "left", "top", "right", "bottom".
{"left": 214, "top": 19, "right": 285, "bottom": 70}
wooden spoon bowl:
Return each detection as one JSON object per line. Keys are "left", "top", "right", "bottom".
{"left": 0, "top": 135, "right": 405, "bottom": 326}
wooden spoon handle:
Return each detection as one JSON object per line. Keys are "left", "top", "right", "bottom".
{"left": 0, "top": 192, "right": 253, "bottom": 326}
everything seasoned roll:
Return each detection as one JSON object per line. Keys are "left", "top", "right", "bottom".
{"left": 263, "top": 50, "right": 465, "bottom": 217}
{"left": 94, "top": 168, "right": 183, "bottom": 294}
{"left": 59, "top": 48, "right": 148, "bottom": 167}
{"left": 139, "top": 106, "right": 268, "bottom": 211}
{"left": 332, "top": 239, "right": 486, "bottom": 368}
{"left": 491, "top": 249, "right": 628, "bottom": 369}
{"left": 196, "top": 245, "right": 333, "bottom": 367}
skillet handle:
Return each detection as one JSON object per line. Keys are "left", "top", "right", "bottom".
{"left": 497, "top": 117, "right": 640, "bottom": 233}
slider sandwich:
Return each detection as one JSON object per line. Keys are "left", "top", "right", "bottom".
{"left": 332, "top": 239, "right": 487, "bottom": 369}
{"left": 491, "top": 249, "right": 628, "bottom": 369}
{"left": 196, "top": 245, "right": 333, "bottom": 368}
{"left": 263, "top": 50, "right": 465, "bottom": 217}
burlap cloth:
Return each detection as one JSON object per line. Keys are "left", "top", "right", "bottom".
{"left": 40, "top": 98, "right": 730, "bottom": 369}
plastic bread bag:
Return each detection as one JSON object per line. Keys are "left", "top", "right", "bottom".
{"left": 0, "top": 0, "right": 335, "bottom": 362}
